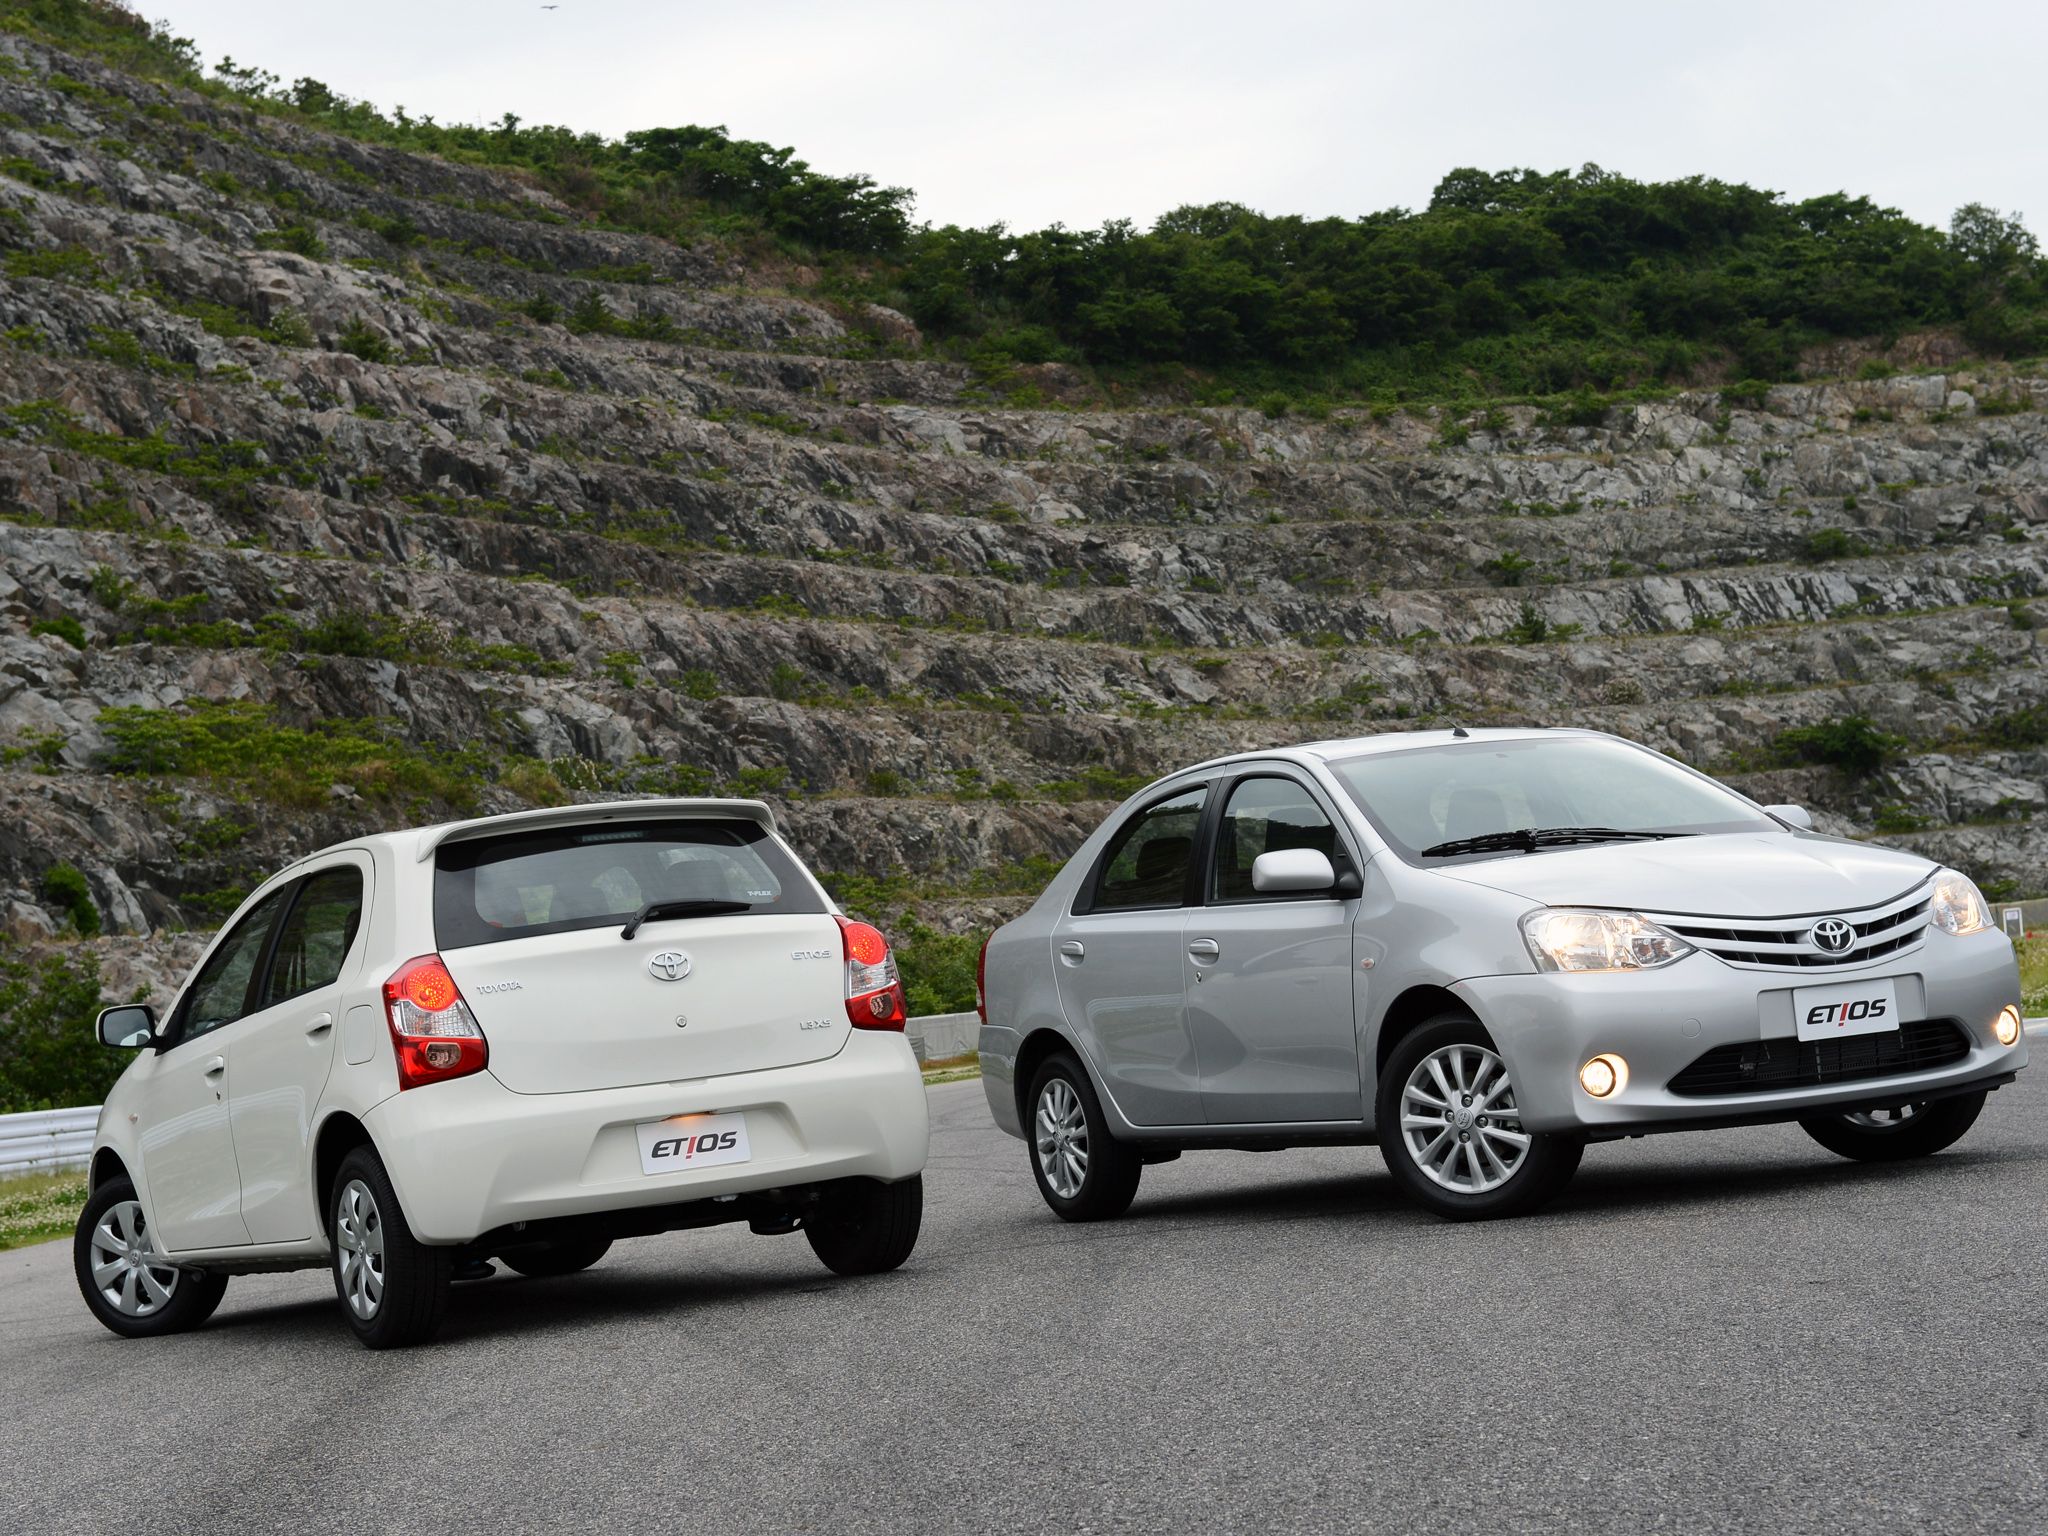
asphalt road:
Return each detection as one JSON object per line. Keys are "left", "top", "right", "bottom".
{"left": 3, "top": 1072, "right": 2044, "bottom": 1535}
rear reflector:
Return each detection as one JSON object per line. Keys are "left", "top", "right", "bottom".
{"left": 383, "top": 953, "right": 489, "bottom": 1089}
{"left": 834, "top": 916, "right": 907, "bottom": 1031}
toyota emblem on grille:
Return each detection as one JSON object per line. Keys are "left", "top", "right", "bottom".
{"left": 648, "top": 950, "right": 693, "bottom": 981}
{"left": 1809, "top": 918, "right": 1855, "bottom": 954}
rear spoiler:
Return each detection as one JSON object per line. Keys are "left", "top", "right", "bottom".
{"left": 418, "top": 798, "right": 777, "bottom": 862}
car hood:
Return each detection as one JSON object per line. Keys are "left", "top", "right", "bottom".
{"left": 1427, "top": 832, "right": 1937, "bottom": 917}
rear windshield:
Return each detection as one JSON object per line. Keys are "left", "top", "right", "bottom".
{"left": 434, "top": 819, "right": 824, "bottom": 949}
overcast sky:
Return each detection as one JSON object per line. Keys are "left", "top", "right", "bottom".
{"left": 155, "top": 0, "right": 2044, "bottom": 237}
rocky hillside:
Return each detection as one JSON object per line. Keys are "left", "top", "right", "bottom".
{"left": 2, "top": 27, "right": 2045, "bottom": 1007}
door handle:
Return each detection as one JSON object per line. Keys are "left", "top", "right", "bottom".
{"left": 1188, "top": 938, "right": 1220, "bottom": 959}
{"left": 202, "top": 1056, "right": 226, "bottom": 1077}
{"left": 1059, "top": 941, "right": 1085, "bottom": 960}
{"left": 304, "top": 1013, "right": 334, "bottom": 1037}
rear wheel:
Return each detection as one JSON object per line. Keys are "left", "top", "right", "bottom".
{"left": 500, "top": 1238, "right": 612, "bottom": 1278}
{"left": 1800, "top": 1092, "right": 1985, "bottom": 1162}
{"left": 1377, "top": 1014, "right": 1583, "bottom": 1221}
{"left": 805, "top": 1176, "right": 922, "bottom": 1275}
{"left": 1027, "top": 1053, "right": 1143, "bottom": 1222}
{"left": 73, "top": 1177, "right": 229, "bottom": 1339}
{"left": 329, "top": 1146, "right": 453, "bottom": 1349}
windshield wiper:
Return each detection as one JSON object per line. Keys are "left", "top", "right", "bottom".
{"left": 620, "top": 898, "right": 753, "bottom": 939}
{"left": 1419, "top": 826, "right": 1695, "bottom": 859}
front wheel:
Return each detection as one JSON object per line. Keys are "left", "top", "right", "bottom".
{"left": 805, "top": 1176, "right": 923, "bottom": 1275}
{"left": 1800, "top": 1092, "right": 1985, "bottom": 1162}
{"left": 329, "top": 1146, "right": 453, "bottom": 1349}
{"left": 1027, "top": 1053, "right": 1143, "bottom": 1222}
{"left": 73, "top": 1177, "right": 229, "bottom": 1339}
{"left": 1376, "top": 1015, "right": 1583, "bottom": 1221}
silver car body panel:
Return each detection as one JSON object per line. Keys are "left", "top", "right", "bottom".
{"left": 979, "top": 729, "right": 2027, "bottom": 1144}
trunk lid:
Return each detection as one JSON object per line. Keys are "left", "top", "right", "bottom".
{"left": 428, "top": 808, "right": 849, "bottom": 1095}
{"left": 442, "top": 914, "right": 851, "bottom": 1094}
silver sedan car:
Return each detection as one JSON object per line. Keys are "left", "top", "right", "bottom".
{"left": 975, "top": 729, "right": 2028, "bottom": 1220}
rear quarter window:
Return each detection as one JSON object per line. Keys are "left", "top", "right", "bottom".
{"left": 434, "top": 819, "right": 824, "bottom": 949}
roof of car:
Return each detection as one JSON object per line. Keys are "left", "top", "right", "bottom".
{"left": 1171, "top": 726, "right": 1598, "bottom": 779}
{"left": 270, "top": 797, "right": 780, "bottom": 875}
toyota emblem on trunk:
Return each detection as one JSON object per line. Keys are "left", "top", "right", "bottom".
{"left": 648, "top": 950, "right": 693, "bottom": 981}
{"left": 1809, "top": 918, "right": 1855, "bottom": 953}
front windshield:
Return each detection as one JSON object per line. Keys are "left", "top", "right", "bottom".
{"left": 1326, "top": 736, "right": 1777, "bottom": 861}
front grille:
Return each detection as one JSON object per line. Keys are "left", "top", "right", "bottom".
{"left": 1659, "top": 892, "right": 1930, "bottom": 970}
{"left": 1666, "top": 1018, "right": 1971, "bottom": 1098}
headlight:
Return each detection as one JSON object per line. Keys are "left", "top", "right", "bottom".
{"left": 1521, "top": 909, "right": 1696, "bottom": 973}
{"left": 1928, "top": 868, "right": 1992, "bottom": 936}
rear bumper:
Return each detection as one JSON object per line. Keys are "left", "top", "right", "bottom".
{"left": 365, "top": 1030, "right": 928, "bottom": 1243}
{"left": 1456, "top": 929, "right": 2026, "bottom": 1135}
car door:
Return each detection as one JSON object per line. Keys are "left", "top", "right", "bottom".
{"left": 135, "top": 888, "right": 290, "bottom": 1252}
{"left": 227, "top": 861, "right": 365, "bottom": 1243}
{"left": 1186, "top": 773, "right": 1363, "bottom": 1124}
{"left": 1050, "top": 785, "right": 1207, "bottom": 1127}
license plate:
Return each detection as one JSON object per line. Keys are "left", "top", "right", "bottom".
{"left": 635, "top": 1111, "right": 750, "bottom": 1175}
{"left": 1791, "top": 978, "right": 1901, "bottom": 1043}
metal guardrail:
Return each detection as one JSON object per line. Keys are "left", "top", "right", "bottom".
{"left": 0, "top": 1104, "right": 99, "bottom": 1175}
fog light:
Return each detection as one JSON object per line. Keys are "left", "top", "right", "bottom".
{"left": 1579, "top": 1054, "right": 1629, "bottom": 1098}
{"left": 1994, "top": 1006, "right": 2022, "bottom": 1048}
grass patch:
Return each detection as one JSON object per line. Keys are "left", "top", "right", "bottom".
{"left": 0, "top": 1170, "right": 87, "bottom": 1252}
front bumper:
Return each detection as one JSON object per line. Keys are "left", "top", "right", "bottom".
{"left": 365, "top": 1030, "right": 928, "bottom": 1244}
{"left": 1455, "top": 929, "right": 2026, "bottom": 1136}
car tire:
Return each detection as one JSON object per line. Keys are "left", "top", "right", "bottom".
{"left": 1799, "top": 1092, "right": 1986, "bottom": 1162}
{"left": 1026, "top": 1052, "right": 1143, "bottom": 1222}
{"left": 329, "top": 1146, "right": 453, "bottom": 1349}
{"left": 1376, "top": 1013, "right": 1584, "bottom": 1222}
{"left": 805, "top": 1175, "right": 923, "bottom": 1276}
{"left": 499, "top": 1238, "right": 613, "bottom": 1278}
{"left": 73, "top": 1176, "right": 229, "bottom": 1339}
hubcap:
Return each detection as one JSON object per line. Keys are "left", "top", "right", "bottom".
{"left": 1035, "top": 1078, "right": 1089, "bottom": 1200}
{"left": 334, "top": 1178, "right": 386, "bottom": 1320}
{"left": 1399, "top": 1043, "right": 1531, "bottom": 1195}
{"left": 1842, "top": 1103, "right": 1921, "bottom": 1132}
{"left": 88, "top": 1199, "right": 180, "bottom": 1318}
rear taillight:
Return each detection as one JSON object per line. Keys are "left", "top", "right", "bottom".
{"left": 834, "top": 915, "right": 907, "bottom": 1031}
{"left": 383, "top": 953, "right": 489, "bottom": 1089}
{"left": 976, "top": 933, "right": 990, "bottom": 1027}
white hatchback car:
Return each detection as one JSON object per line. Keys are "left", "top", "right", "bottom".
{"left": 77, "top": 799, "right": 929, "bottom": 1348}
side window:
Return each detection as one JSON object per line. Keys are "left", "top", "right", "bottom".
{"left": 1092, "top": 788, "right": 1207, "bottom": 911}
{"left": 1213, "top": 777, "right": 1342, "bottom": 901}
{"left": 173, "top": 889, "right": 289, "bottom": 1044}
{"left": 260, "top": 867, "right": 365, "bottom": 1010}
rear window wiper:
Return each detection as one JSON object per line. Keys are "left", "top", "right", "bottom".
{"left": 1419, "top": 827, "right": 1696, "bottom": 859}
{"left": 620, "top": 898, "right": 754, "bottom": 939}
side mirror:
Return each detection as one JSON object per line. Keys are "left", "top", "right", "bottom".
{"left": 1764, "top": 804, "right": 1814, "bottom": 831}
{"left": 1251, "top": 848, "right": 1338, "bottom": 894}
{"left": 97, "top": 1004, "right": 156, "bottom": 1049}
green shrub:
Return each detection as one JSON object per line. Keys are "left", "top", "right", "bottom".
{"left": 1770, "top": 715, "right": 1904, "bottom": 775}
{"left": 336, "top": 315, "right": 391, "bottom": 363}
{"left": 42, "top": 864, "right": 100, "bottom": 936}
{"left": 29, "top": 614, "right": 86, "bottom": 648}
{"left": 0, "top": 944, "right": 120, "bottom": 1113}
{"left": 768, "top": 661, "right": 805, "bottom": 701}
{"left": 1799, "top": 527, "right": 1866, "bottom": 562}
{"left": 257, "top": 221, "right": 327, "bottom": 259}
{"left": 680, "top": 668, "right": 721, "bottom": 700}
{"left": 1980, "top": 706, "right": 2048, "bottom": 750}
{"left": 892, "top": 921, "right": 983, "bottom": 1016}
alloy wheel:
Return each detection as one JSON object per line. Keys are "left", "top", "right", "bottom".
{"left": 87, "top": 1199, "right": 180, "bottom": 1318}
{"left": 334, "top": 1178, "right": 386, "bottom": 1320}
{"left": 1399, "top": 1042, "right": 1531, "bottom": 1195}
{"left": 1035, "top": 1078, "right": 1089, "bottom": 1199}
